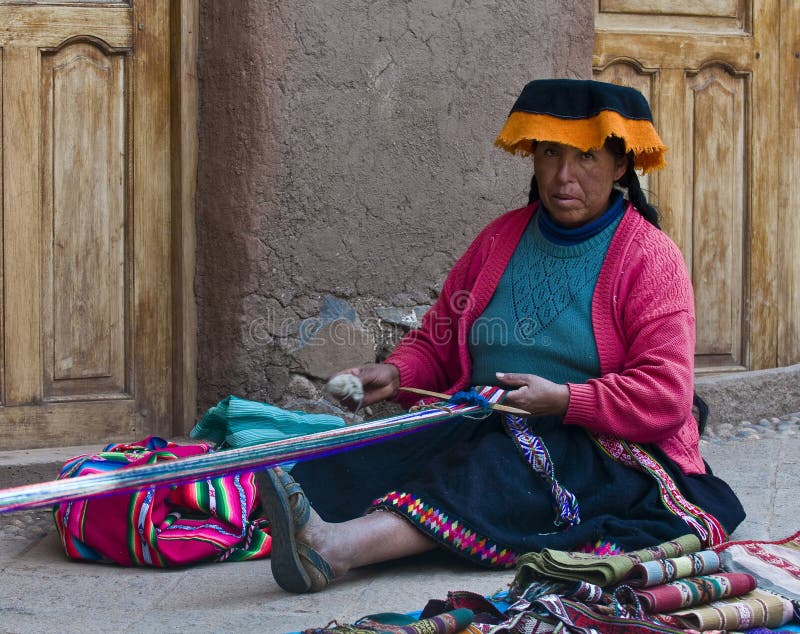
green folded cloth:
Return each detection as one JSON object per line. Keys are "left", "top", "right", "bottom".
{"left": 513, "top": 533, "right": 702, "bottom": 590}
{"left": 190, "top": 396, "right": 346, "bottom": 463}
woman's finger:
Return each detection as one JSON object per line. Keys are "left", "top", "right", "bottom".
{"left": 495, "top": 372, "right": 532, "bottom": 387}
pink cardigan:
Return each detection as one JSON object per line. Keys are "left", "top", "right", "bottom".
{"left": 386, "top": 202, "right": 705, "bottom": 475}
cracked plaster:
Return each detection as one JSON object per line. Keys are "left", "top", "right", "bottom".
{"left": 195, "top": 0, "right": 594, "bottom": 416}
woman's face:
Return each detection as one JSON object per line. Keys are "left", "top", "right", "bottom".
{"left": 533, "top": 141, "right": 629, "bottom": 228}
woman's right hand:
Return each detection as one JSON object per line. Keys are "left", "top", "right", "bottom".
{"left": 333, "top": 363, "right": 400, "bottom": 409}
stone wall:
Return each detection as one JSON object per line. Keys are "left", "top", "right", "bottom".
{"left": 195, "top": 1, "right": 595, "bottom": 419}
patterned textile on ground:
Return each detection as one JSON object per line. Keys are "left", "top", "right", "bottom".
{"left": 53, "top": 436, "right": 271, "bottom": 567}
{"left": 299, "top": 607, "right": 476, "bottom": 634}
{"left": 653, "top": 588, "right": 795, "bottom": 631}
{"left": 300, "top": 534, "right": 800, "bottom": 633}
{"left": 504, "top": 534, "right": 798, "bottom": 632}
{"left": 713, "top": 530, "right": 800, "bottom": 617}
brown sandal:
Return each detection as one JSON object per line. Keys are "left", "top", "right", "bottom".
{"left": 256, "top": 468, "right": 334, "bottom": 593}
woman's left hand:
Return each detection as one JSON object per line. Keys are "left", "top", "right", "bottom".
{"left": 496, "top": 372, "right": 570, "bottom": 417}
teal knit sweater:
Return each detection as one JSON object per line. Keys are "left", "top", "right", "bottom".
{"left": 469, "top": 212, "right": 622, "bottom": 386}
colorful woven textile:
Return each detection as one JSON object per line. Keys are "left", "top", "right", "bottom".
{"left": 53, "top": 437, "right": 271, "bottom": 567}
{"left": 300, "top": 608, "right": 474, "bottom": 633}
{"left": 513, "top": 534, "right": 701, "bottom": 589}
{"left": 302, "top": 554, "right": 800, "bottom": 634}
{"left": 713, "top": 530, "right": 800, "bottom": 601}
{"left": 625, "top": 549, "right": 721, "bottom": 587}
{"left": 373, "top": 490, "right": 517, "bottom": 568}
{"left": 503, "top": 535, "right": 795, "bottom": 631}
{"left": 503, "top": 414, "right": 580, "bottom": 527}
{"left": 419, "top": 590, "right": 507, "bottom": 625}
{"left": 632, "top": 571, "right": 756, "bottom": 612}
{"left": 190, "top": 395, "right": 346, "bottom": 460}
{"left": 516, "top": 577, "right": 605, "bottom": 604}
{"left": 529, "top": 594, "right": 689, "bottom": 634}
{"left": 657, "top": 588, "right": 796, "bottom": 631}
{"left": 301, "top": 531, "right": 800, "bottom": 633}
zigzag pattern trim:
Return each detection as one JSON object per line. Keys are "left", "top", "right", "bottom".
{"left": 373, "top": 490, "right": 517, "bottom": 568}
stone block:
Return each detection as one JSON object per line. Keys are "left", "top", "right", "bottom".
{"left": 374, "top": 305, "right": 429, "bottom": 330}
{"left": 294, "top": 320, "right": 376, "bottom": 380}
{"left": 696, "top": 363, "right": 800, "bottom": 429}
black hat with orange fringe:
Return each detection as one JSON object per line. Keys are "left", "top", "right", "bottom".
{"left": 494, "top": 79, "right": 667, "bottom": 174}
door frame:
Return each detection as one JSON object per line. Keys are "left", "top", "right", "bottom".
{"left": 170, "top": 0, "right": 198, "bottom": 435}
{"left": 777, "top": 0, "right": 800, "bottom": 366}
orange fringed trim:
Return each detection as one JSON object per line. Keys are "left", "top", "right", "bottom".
{"left": 494, "top": 110, "right": 668, "bottom": 174}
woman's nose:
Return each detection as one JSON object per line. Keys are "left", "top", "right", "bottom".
{"left": 555, "top": 158, "right": 575, "bottom": 181}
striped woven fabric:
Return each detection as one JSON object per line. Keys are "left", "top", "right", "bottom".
{"left": 657, "top": 588, "right": 796, "bottom": 631}
{"left": 625, "top": 550, "right": 721, "bottom": 588}
{"left": 633, "top": 572, "right": 756, "bottom": 613}
{"left": 54, "top": 437, "right": 271, "bottom": 567}
{"left": 713, "top": 530, "right": 800, "bottom": 601}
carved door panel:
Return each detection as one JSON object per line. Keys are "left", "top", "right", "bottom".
{"left": 594, "top": 0, "right": 795, "bottom": 372}
{"left": 0, "top": 1, "right": 173, "bottom": 449}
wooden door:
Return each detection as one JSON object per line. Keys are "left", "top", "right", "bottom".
{"left": 0, "top": 1, "right": 180, "bottom": 449}
{"left": 594, "top": 0, "right": 797, "bottom": 372}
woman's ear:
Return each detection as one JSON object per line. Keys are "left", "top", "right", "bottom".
{"left": 613, "top": 154, "right": 630, "bottom": 182}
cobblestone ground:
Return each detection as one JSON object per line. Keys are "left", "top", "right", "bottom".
{"left": 1, "top": 412, "right": 798, "bottom": 543}
{"left": 701, "top": 411, "right": 800, "bottom": 443}
{"left": 0, "top": 507, "right": 54, "bottom": 541}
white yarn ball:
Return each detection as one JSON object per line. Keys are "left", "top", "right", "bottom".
{"left": 325, "top": 373, "right": 365, "bottom": 402}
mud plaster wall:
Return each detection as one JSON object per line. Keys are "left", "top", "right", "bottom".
{"left": 195, "top": 1, "right": 595, "bottom": 420}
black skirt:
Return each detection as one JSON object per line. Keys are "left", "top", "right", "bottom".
{"left": 290, "top": 413, "right": 744, "bottom": 568}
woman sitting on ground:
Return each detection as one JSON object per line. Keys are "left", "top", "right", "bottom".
{"left": 257, "top": 78, "right": 745, "bottom": 594}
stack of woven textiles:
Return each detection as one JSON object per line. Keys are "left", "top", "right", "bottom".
{"left": 504, "top": 533, "right": 799, "bottom": 632}
{"left": 301, "top": 533, "right": 800, "bottom": 633}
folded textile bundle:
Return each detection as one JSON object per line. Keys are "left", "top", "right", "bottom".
{"left": 633, "top": 572, "right": 756, "bottom": 612}
{"left": 301, "top": 530, "right": 800, "bottom": 633}
{"left": 513, "top": 534, "right": 702, "bottom": 589}
{"left": 714, "top": 530, "right": 800, "bottom": 603}
{"left": 626, "top": 549, "right": 721, "bottom": 587}
{"left": 657, "top": 588, "right": 796, "bottom": 631}
{"left": 509, "top": 533, "right": 797, "bottom": 632}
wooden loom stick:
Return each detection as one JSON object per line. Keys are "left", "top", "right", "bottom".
{"left": 0, "top": 399, "right": 503, "bottom": 515}
{"left": 398, "top": 387, "right": 530, "bottom": 415}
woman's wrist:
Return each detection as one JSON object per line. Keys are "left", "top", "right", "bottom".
{"left": 551, "top": 384, "right": 570, "bottom": 416}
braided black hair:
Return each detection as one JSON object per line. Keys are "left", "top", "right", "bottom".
{"left": 527, "top": 173, "right": 540, "bottom": 205}
{"left": 616, "top": 160, "right": 660, "bottom": 228}
{"left": 527, "top": 139, "right": 661, "bottom": 229}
